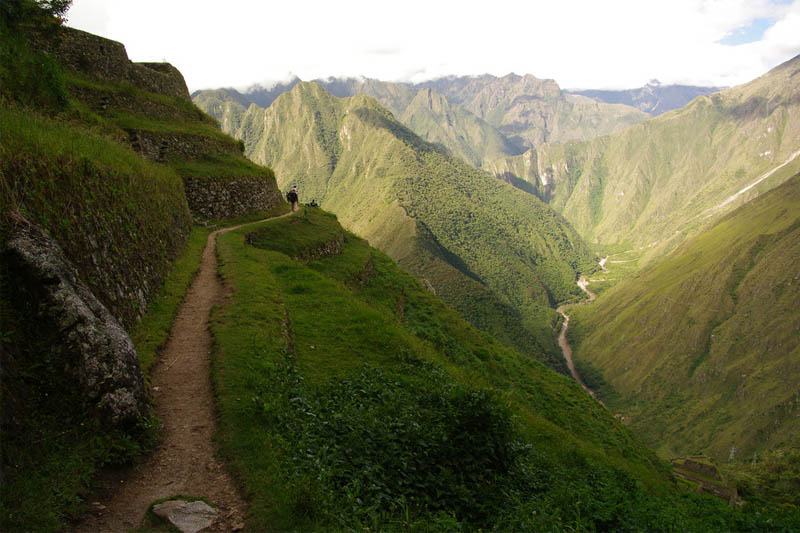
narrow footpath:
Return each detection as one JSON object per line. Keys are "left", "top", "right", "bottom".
{"left": 556, "top": 257, "right": 607, "bottom": 402}
{"left": 75, "top": 211, "right": 292, "bottom": 532}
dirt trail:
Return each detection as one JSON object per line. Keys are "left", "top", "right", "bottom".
{"left": 75, "top": 212, "right": 292, "bottom": 532}
{"left": 557, "top": 272, "right": 601, "bottom": 401}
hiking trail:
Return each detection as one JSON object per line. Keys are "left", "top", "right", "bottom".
{"left": 75, "top": 211, "right": 293, "bottom": 532}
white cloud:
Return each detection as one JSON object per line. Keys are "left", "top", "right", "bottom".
{"left": 66, "top": 0, "right": 800, "bottom": 92}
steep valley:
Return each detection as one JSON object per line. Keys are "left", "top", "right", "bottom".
{"left": 3, "top": 4, "right": 800, "bottom": 530}
{"left": 568, "top": 173, "right": 800, "bottom": 462}
{"left": 195, "top": 56, "right": 800, "bottom": 482}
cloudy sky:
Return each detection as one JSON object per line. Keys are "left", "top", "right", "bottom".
{"left": 66, "top": 0, "right": 800, "bottom": 93}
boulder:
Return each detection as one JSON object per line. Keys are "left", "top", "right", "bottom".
{"left": 3, "top": 221, "right": 148, "bottom": 427}
{"left": 152, "top": 500, "right": 218, "bottom": 533}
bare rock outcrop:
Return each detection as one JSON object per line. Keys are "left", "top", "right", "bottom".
{"left": 3, "top": 221, "right": 148, "bottom": 427}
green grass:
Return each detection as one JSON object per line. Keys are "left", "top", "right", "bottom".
{"left": 169, "top": 154, "right": 273, "bottom": 180}
{"left": 106, "top": 109, "right": 237, "bottom": 144}
{"left": 208, "top": 208, "right": 800, "bottom": 530}
{"left": 65, "top": 72, "right": 217, "bottom": 126}
{"left": 245, "top": 208, "right": 342, "bottom": 258}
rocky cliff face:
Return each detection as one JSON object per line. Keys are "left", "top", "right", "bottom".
{"left": 4, "top": 221, "right": 148, "bottom": 427}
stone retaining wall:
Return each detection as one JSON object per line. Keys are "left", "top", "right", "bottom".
{"left": 296, "top": 233, "right": 345, "bottom": 262}
{"left": 183, "top": 176, "right": 284, "bottom": 221}
{"left": 128, "top": 130, "right": 241, "bottom": 162}
{"left": 47, "top": 28, "right": 189, "bottom": 99}
{"left": 68, "top": 84, "right": 209, "bottom": 123}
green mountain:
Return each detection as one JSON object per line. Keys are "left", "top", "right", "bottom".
{"left": 203, "top": 81, "right": 597, "bottom": 370}
{"left": 316, "top": 75, "right": 417, "bottom": 116}
{"left": 415, "top": 73, "right": 651, "bottom": 150}
{"left": 568, "top": 173, "right": 800, "bottom": 462}
{"left": 4, "top": 6, "right": 800, "bottom": 530}
{"left": 195, "top": 73, "right": 651, "bottom": 170}
{"left": 195, "top": 78, "right": 521, "bottom": 168}
{"left": 399, "top": 87, "right": 523, "bottom": 167}
{"left": 490, "top": 55, "right": 800, "bottom": 259}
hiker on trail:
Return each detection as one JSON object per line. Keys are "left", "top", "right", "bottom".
{"left": 287, "top": 185, "right": 299, "bottom": 212}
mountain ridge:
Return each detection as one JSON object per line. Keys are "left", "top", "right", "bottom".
{"left": 237, "top": 81, "right": 596, "bottom": 369}
{"left": 194, "top": 72, "right": 653, "bottom": 168}
{"left": 567, "top": 80, "right": 724, "bottom": 116}
{"left": 489, "top": 53, "right": 800, "bottom": 261}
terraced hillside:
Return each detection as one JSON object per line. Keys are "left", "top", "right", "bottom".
{"left": 201, "top": 81, "right": 597, "bottom": 370}
{"left": 490, "top": 55, "right": 800, "bottom": 259}
{"left": 1, "top": 12, "right": 283, "bottom": 529}
{"left": 568, "top": 173, "right": 800, "bottom": 462}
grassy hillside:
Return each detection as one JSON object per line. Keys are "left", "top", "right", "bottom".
{"left": 203, "top": 81, "right": 597, "bottom": 370}
{"left": 210, "top": 207, "right": 799, "bottom": 530}
{"left": 568, "top": 173, "right": 800, "bottom": 462}
{"left": 492, "top": 55, "right": 800, "bottom": 259}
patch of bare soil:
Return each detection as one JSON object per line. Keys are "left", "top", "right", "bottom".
{"left": 74, "top": 212, "right": 292, "bottom": 532}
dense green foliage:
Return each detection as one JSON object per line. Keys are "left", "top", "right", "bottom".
{"left": 198, "top": 82, "right": 596, "bottom": 371}
{"left": 211, "top": 207, "right": 800, "bottom": 530}
{"left": 568, "top": 174, "right": 800, "bottom": 462}
{"left": 725, "top": 448, "right": 800, "bottom": 507}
